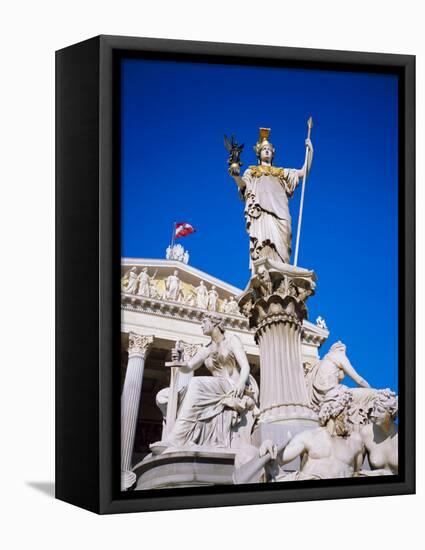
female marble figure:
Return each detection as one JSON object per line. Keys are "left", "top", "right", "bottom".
{"left": 195, "top": 280, "right": 209, "bottom": 309}
{"left": 165, "top": 270, "right": 181, "bottom": 301}
{"left": 137, "top": 267, "right": 152, "bottom": 297}
{"left": 207, "top": 285, "right": 219, "bottom": 311}
{"left": 359, "top": 389, "right": 398, "bottom": 476}
{"left": 122, "top": 267, "right": 138, "bottom": 294}
{"left": 161, "top": 314, "right": 259, "bottom": 451}
{"left": 268, "top": 388, "right": 364, "bottom": 481}
{"left": 305, "top": 341, "right": 372, "bottom": 415}
{"left": 230, "top": 128, "right": 313, "bottom": 269}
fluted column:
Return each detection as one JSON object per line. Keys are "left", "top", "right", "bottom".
{"left": 121, "top": 332, "right": 154, "bottom": 490}
{"left": 238, "top": 259, "right": 318, "bottom": 426}
{"left": 256, "top": 311, "right": 314, "bottom": 423}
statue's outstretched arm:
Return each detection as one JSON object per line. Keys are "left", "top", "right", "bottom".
{"left": 177, "top": 346, "right": 209, "bottom": 374}
{"left": 280, "top": 433, "right": 306, "bottom": 465}
{"left": 341, "top": 356, "right": 371, "bottom": 388}
{"left": 296, "top": 138, "right": 314, "bottom": 179}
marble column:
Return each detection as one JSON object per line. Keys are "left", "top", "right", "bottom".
{"left": 121, "top": 332, "right": 154, "bottom": 490}
{"left": 238, "top": 258, "right": 318, "bottom": 447}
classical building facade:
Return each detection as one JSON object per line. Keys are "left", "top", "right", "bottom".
{"left": 120, "top": 246, "right": 329, "bottom": 488}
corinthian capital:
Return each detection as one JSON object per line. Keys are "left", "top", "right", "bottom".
{"left": 128, "top": 332, "right": 154, "bottom": 359}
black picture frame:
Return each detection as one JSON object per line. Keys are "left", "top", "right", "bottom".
{"left": 56, "top": 35, "right": 415, "bottom": 514}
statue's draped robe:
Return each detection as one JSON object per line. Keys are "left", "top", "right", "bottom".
{"left": 241, "top": 166, "right": 299, "bottom": 268}
{"left": 166, "top": 335, "right": 258, "bottom": 450}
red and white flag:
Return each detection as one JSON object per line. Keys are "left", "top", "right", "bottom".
{"left": 175, "top": 222, "right": 196, "bottom": 239}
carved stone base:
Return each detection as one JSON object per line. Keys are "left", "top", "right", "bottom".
{"left": 259, "top": 403, "right": 318, "bottom": 424}
{"left": 133, "top": 450, "right": 236, "bottom": 490}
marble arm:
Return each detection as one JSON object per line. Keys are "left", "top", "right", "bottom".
{"left": 230, "top": 336, "right": 251, "bottom": 392}
{"left": 341, "top": 357, "right": 370, "bottom": 388}
{"left": 353, "top": 445, "right": 365, "bottom": 476}
{"left": 279, "top": 433, "right": 306, "bottom": 465}
{"left": 171, "top": 346, "right": 209, "bottom": 374}
{"left": 231, "top": 174, "right": 246, "bottom": 191}
{"left": 358, "top": 468, "right": 394, "bottom": 477}
{"left": 296, "top": 138, "right": 314, "bottom": 179}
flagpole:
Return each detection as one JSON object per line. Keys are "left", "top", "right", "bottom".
{"left": 294, "top": 116, "right": 313, "bottom": 267}
{"left": 170, "top": 221, "right": 176, "bottom": 249}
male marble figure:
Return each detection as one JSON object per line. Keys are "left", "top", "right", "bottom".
{"left": 229, "top": 128, "right": 313, "bottom": 270}
{"left": 262, "top": 387, "right": 364, "bottom": 481}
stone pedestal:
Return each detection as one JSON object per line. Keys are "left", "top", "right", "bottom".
{"left": 239, "top": 258, "right": 318, "bottom": 448}
{"left": 134, "top": 450, "right": 236, "bottom": 490}
{"left": 121, "top": 332, "right": 154, "bottom": 490}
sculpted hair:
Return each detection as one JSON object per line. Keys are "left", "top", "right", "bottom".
{"left": 373, "top": 388, "right": 398, "bottom": 419}
{"left": 327, "top": 340, "right": 347, "bottom": 354}
{"left": 318, "top": 387, "right": 353, "bottom": 435}
{"left": 204, "top": 312, "right": 226, "bottom": 333}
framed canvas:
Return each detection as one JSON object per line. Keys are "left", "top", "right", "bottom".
{"left": 56, "top": 35, "right": 415, "bottom": 514}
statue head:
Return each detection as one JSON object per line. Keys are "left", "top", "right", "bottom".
{"left": 318, "top": 387, "right": 353, "bottom": 437}
{"left": 328, "top": 341, "right": 346, "bottom": 354}
{"left": 201, "top": 313, "right": 225, "bottom": 336}
{"left": 370, "top": 389, "right": 398, "bottom": 425}
{"left": 173, "top": 269, "right": 179, "bottom": 276}
{"left": 254, "top": 128, "right": 275, "bottom": 164}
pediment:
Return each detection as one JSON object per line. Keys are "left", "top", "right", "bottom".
{"left": 121, "top": 257, "right": 243, "bottom": 313}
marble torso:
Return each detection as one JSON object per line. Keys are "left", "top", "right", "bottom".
{"left": 361, "top": 425, "right": 398, "bottom": 473}
{"left": 301, "top": 428, "right": 363, "bottom": 479}
{"left": 204, "top": 336, "right": 239, "bottom": 383}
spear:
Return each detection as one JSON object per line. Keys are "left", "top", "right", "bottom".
{"left": 293, "top": 116, "right": 313, "bottom": 267}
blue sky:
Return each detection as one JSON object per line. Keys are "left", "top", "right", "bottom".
{"left": 121, "top": 57, "right": 398, "bottom": 392}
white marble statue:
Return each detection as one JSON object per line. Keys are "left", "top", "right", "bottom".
{"left": 305, "top": 341, "right": 372, "bottom": 417}
{"left": 359, "top": 389, "right": 398, "bottom": 476}
{"left": 229, "top": 128, "right": 313, "bottom": 270}
{"left": 207, "top": 285, "right": 219, "bottom": 311}
{"left": 123, "top": 267, "right": 138, "bottom": 294}
{"left": 265, "top": 387, "right": 364, "bottom": 481}
{"left": 137, "top": 267, "right": 156, "bottom": 297}
{"left": 165, "top": 270, "right": 181, "bottom": 302}
{"left": 195, "top": 280, "right": 209, "bottom": 309}
{"left": 174, "top": 244, "right": 185, "bottom": 261}
{"left": 157, "top": 313, "right": 259, "bottom": 452}
{"left": 316, "top": 316, "right": 328, "bottom": 329}
{"left": 220, "top": 298, "right": 228, "bottom": 313}
{"left": 226, "top": 296, "right": 240, "bottom": 315}
{"left": 166, "top": 244, "right": 189, "bottom": 263}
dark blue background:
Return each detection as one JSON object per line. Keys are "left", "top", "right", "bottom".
{"left": 121, "top": 58, "right": 398, "bottom": 392}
